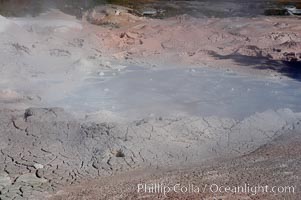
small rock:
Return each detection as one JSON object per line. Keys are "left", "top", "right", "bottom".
{"left": 33, "top": 163, "right": 44, "bottom": 170}
{"left": 115, "top": 10, "right": 121, "bottom": 16}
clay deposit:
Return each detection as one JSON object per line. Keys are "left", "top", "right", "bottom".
{"left": 85, "top": 6, "right": 301, "bottom": 77}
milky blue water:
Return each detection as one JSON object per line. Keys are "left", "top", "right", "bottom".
{"left": 55, "top": 67, "right": 301, "bottom": 119}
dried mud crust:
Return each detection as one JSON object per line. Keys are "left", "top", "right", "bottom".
{"left": 50, "top": 131, "right": 301, "bottom": 200}
{"left": 0, "top": 107, "right": 300, "bottom": 199}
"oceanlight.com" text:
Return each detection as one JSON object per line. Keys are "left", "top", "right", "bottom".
{"left": 137, "top": 183, "right": 296, "bottom": 197}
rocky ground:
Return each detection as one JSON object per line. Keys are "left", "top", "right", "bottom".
{"left": 0, "top": 4, "right": 301, "bottom": 200}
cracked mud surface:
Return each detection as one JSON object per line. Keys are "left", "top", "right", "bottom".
{"left": 50, "top": 130, "right": 301, "bottom": 200}
{"left": 0, "top": 107, "right": 300, "bottom": 199}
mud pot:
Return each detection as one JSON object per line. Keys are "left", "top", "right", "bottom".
{"left": 0, "top": 2, "right": 300, "bottom": 200}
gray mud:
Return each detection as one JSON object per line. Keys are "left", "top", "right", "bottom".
{"left": 0, "top": 107, "right": 300, "bottom": 199}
